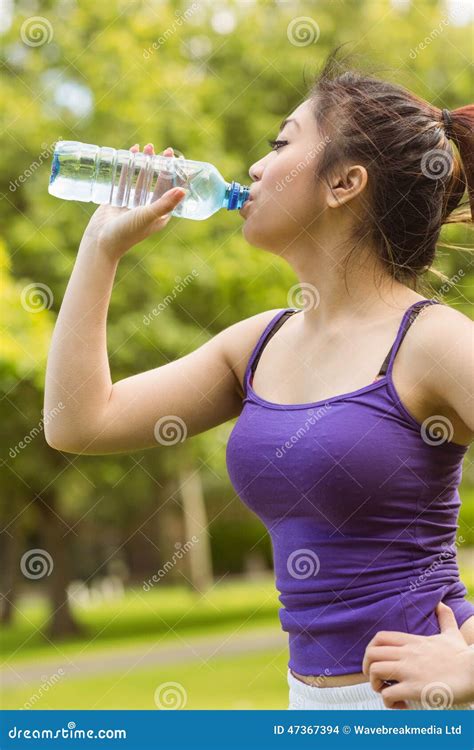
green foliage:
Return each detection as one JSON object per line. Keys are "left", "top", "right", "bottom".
{"left": 1, "top": 0, "right": 472, "bottom": 642}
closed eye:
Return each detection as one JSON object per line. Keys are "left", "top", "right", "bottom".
{"left": 267, "top": 139, "right": 288, "bottom": 151}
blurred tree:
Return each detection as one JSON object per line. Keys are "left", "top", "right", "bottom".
{"left": 1, "top": 0, "right": 472, "bottom": 641}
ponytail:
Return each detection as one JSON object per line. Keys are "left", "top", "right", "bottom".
{"left": 441, "top": 103, "right": 474, "bottom": 225}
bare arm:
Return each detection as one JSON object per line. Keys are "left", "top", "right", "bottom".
{"left": 44, "top": 142, "right": 279, "bottom": 454}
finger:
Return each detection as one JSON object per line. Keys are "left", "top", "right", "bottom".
{"left": 138, "top": 186, "right": 186, "bottom": 227}
{"left": 116, "top": 144, "right": 139, "bottom": 207}
{"left": 381, "top": 683, "right": 411, "bottom": 709}
{"left": 362, "top": 646, "right": 403, "bottom": 677}
{"left": 367, "top": 631, "right": 417, "bottom": 649}
{"left": 368, "top": 661, "right": 401, "bottom": 693}
{"left": 436, "top": 601, "right": 458, "bottom": 634}
{"left": 152, "top": 147, "right": 177, "bottom": 202}
{"left": 134, "top": 143, "right": 154, "bottom": 207}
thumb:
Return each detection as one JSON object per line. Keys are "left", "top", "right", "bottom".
{"left": 138, "top": 187, "right": 186, "bottom": 225}
{"left": 436, "top": 601, "right": 458, "bottom": 633}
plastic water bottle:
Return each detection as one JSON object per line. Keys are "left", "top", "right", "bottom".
{"left": 48, "top": 140, "right": 250, "bottom": 220}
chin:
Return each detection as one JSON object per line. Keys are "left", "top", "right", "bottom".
{"left": 242, "top": 220, "right": 294, "bottom": 256}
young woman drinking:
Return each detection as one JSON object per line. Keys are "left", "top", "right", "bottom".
{"left": 44, "top": 50, "right": 474, "bottom": 710}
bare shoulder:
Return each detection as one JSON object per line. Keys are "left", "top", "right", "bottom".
{"left": 219, "top": 308, "right": 288, "bottom": 398}
{"left": 403, "top": 302, "right": 474, "bottom": 436}
{"left": 409, "top": 302, "right": 473, "bottom": 359}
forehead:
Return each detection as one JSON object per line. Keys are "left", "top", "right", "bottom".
{"left": 282, "top": 99, "right": 314, "bottom": 130}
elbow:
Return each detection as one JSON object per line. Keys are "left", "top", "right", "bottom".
{"left": 44, "top": 428, "right": 87, "bottom": 455}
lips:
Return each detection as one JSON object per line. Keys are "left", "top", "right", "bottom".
{"left": 239, "top": 195, "right": 255, "bottom": 217}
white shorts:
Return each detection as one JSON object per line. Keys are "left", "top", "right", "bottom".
{"left": 287, "top": 668, "right": 473, "bottom": 710}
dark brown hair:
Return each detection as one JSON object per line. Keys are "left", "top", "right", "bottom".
{"left": 307, "top": 47, "right": 473, "bottom": 291}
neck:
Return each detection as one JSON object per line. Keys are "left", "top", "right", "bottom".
{"left": 281, "top": 228, "right": 419, "bottom": 331}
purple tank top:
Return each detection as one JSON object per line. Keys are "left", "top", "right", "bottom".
{"left": 226, "top": 299, "right": 473, "bottom": 676}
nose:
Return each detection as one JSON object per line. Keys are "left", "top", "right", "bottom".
{"left": 249, "top": 155, "right": 266, "bottom": 182}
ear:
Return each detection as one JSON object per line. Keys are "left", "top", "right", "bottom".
{"left": 326, "top": 164, "right": 368, "bottom": 208}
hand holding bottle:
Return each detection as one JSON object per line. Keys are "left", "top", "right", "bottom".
{"left": 81, "top": 143, "right": 186, "bottom": 261}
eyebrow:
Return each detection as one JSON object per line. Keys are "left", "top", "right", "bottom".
{"left": 279, "top": 117, "right": 300, "bottom": 131}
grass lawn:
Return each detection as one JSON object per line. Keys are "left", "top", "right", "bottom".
{"left": 1, "top": 646, "right": 290, "bottom": 710}
{"left": 1, "top": 576, "right": 280, "bottom": 665}
{"left": 1, "top": 560, "right": 473, "bottom": 710}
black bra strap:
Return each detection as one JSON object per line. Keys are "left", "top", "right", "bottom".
{"left": 250, "top": 309, "right": 297, "bottom": 378}
{"left": 377, "top": 303, "right": 428, "bottom": 377}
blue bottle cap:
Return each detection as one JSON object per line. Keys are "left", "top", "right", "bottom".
{"left": 225, "top": 181, "right": 250, "bottom": 210}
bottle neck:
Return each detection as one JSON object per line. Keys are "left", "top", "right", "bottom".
{"left": 224, "top": 181, "right": 250, "bottom": 210}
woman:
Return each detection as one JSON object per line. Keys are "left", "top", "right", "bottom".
{"left": 44, "top": 51, "right": 474, "bottom": 710}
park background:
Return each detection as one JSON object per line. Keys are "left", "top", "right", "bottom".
{"left": 1, "top": 0, "right": 473, "bottom": 710}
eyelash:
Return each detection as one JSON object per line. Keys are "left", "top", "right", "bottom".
{"left": 267, "top": 139, "right": 288, "bottom": 151}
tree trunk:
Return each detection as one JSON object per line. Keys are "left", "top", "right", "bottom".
{"left": 178, "top": 460, "right": 213, "bottom": 592}
{"left": 38, "top": 490, "right": 82, "bottom": 639}
{"left": 0, "top": 526, "right": 21, "bottom": 625}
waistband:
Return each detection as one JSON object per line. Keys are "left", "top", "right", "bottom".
{"left": 287, "top": 668, "right": 473, "bottom": 709}
{"left": 287, "top": 668, "right": 380, "bottom": 704}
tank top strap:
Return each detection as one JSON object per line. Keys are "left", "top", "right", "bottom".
{"left": 378, "top": 299, "right": 441, "bottom": 378}
{"left": 244, "top": 308, "right": 299, "bottom": 395}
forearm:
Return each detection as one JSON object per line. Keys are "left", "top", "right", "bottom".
{"left": 44, "top": 237, "right": 119, "bottom": 448}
